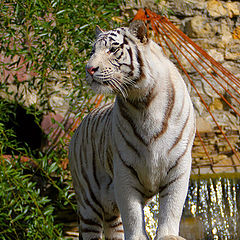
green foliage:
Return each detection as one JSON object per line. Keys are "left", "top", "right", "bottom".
{"left": 0, "top": 0, "right": 125, "bottom": 238}
{"left": 0, "top": 99, "right": 43, "bottom": 156}
{"left": 0, "top": 117, "right": 75, "bottom": 238}
{"left": 0, "top": 100, "right": 20, "bottom": 155}
{"left": 0, "top": 0, "right": 123, "bottom": 113}
{"left": 0, "top": 160, "right": 60, "bottom": 239}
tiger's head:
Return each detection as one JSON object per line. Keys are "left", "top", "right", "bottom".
{"left": 86, "top": 20, "right": 148, "bottom": 98}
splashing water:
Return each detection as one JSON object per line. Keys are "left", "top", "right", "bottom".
{"left": 144, "top": 194, "right": 159, "bottom": 239}
{"left": 144, "top": 176, "right": 240, "bottom": 240}
{"left": 184, "top": 177, "right": 240, "bottom": 240}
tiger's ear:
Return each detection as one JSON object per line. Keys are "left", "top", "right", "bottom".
{"left": 129, "top": 20, "right": 148, "bottom": 44}
{"left": 95, "top": 25, "right": 104, "bottom": 38}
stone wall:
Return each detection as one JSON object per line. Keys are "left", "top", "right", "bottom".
{"left": 166, "top": 0, "right": 240, "bottom": 72}
{"left": 164, "top": 0, "right": 240, "bottom": 173}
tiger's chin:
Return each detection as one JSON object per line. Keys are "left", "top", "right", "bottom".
{"left": 90, "top": 80, "right": 113, "bottom": 95}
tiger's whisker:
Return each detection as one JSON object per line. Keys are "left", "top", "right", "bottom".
{"left": 111, "top": 77, "right": 128, "bottom": 99}
{"left": 109, "top": 79, "right": 122, "bottom": 96}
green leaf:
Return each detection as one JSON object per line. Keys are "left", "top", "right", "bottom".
{"left": 48, "top": 162, "right": 58, "bottom": 173}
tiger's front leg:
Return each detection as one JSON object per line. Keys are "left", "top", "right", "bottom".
{"left": 113, "top": 157, "right": 149, "bottom": 240}
{"left": 155, "top": 155, "right": 191, "bottom": 240}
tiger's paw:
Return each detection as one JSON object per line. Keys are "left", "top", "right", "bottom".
{"left": 159, "top": 235, "right": 186, "bottom": 240}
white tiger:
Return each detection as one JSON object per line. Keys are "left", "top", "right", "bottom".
{"left": 69, "top": 20, "right": 196, "bottom": 240}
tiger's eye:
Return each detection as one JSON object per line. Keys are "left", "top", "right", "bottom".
{"left": 108, "top": 47, "right": 118, "bottom": 54}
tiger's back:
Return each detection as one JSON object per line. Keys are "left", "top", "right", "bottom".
{"left": 69, "top": 20, "right": 195, "bottom": 240}
{"left": 70, "top": 103, "right": 126, "bottom": 239}
{"left": 69, "top": 103, "right": 115, "bottom": 208}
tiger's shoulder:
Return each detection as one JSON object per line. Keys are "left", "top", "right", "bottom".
{"left": 69, "top": 102, "right": 114, "bottom": 156}
{"left": 75, "top": 102, "right": 114, "bottom": 136}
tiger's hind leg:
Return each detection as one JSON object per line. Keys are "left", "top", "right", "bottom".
{"left": 104, "top": 214, "right": 124, "bottom": 240}
{"left": 77, "top": 207, "right": 104, "bottom": 240}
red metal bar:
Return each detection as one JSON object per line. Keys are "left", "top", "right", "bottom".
{"left": 150, "top": 19, "right": 167, "bottom": 56}
{"left": 162, "top": 15, "right": 240, "bottom": 87}
{"left": 158, "top": 17, "right": 240, "bottom": 104}
{"left": 155, "top": 20, "right": 240, "bottom": 118}
{"left": 196, "top": 130, "right": 215, "bottom": 173}
{"left": 145, "top": 8, "right": 240, "bottom": 87}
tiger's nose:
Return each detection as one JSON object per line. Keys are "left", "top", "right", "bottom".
{"left": 86, "top": 66, "right": 99, "bottom": 76}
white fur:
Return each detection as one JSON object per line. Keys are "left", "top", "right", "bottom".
{"left": 69, "top": 22, "right": 195, "bottom": 240}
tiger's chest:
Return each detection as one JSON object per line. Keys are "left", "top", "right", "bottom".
{"left": 109, "top": 115, "right": 170, "bottom": 193}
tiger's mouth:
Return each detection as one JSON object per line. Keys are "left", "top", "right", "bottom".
{"left": 92, "top": 77, "right": 111, "bottom": 86}
{"left": 88, "top": 73, "right": 130, "bottom": 98}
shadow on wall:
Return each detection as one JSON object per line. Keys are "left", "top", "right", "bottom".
{"left": 1, "top": 99, "right": 44, "bottom": 155}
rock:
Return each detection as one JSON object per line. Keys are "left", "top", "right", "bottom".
{"left": 175, "top": 46, "right": 199, "bottom": 73}
{"left": 204, "top": 111, "right": 238, "bottom": 131}
{"left": 219, "top": 34, "right": 233, "bottom": 48}
{"left": 41, "top": 113, "right": 65, "bottom": 135}
{"left": 193, "top": 0, "right": 207, "bottom": 10}
{"left": 41, "top": 112, "right": 73, "bottom": 151}
{"left": 207, "top": 0, "right": 228, "bottom": 18}
{"left": 209, "top": 98, "right": 223, "bottom": 111}
{"left": 191, "top": 93, "right": 211, "bottom": 117}
{"left": 207, "top": 49, "right": 224, "bottom": 62}
{"left": 233, "top": 27, "right": 240, "bottom": 40}
{"left": 222, "top": 61, "right": 240, "bottom": 79}
{"left": 48, "top": 81, "right": 72, "bottom": 115}
{"left": 123, "top": 0, "right": 158, "bottom": 12}
{"left": 160, "top": 236, "right": 186, "bottom": 240}
{"left": 180, "top": 216, "right": 205, "bottom": 240}
{"left": 225, "top": 2, "right": 240, "bottom": 18}
{"left": 225, "top": 40, "right": 240, "bottom": 61}
{"left": 202, "top": 78, "right": 225, "bottom": 98}
{"left": 166, "top": 0, "right": 194, "bottom": 17}
{"left": 184, "top": 16, "right": 214, "bottom": 38}
{"left": 218, "top": 22, "right": 233, "bottom": 47}
{"left": 0, "top": 83, "right": 38, "bottom": 107}
{"left": 169, "top": 0, "right": 207, "bottom": 16}
{"left": 196, "top": 117, "right": 213, "bottom": 133}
